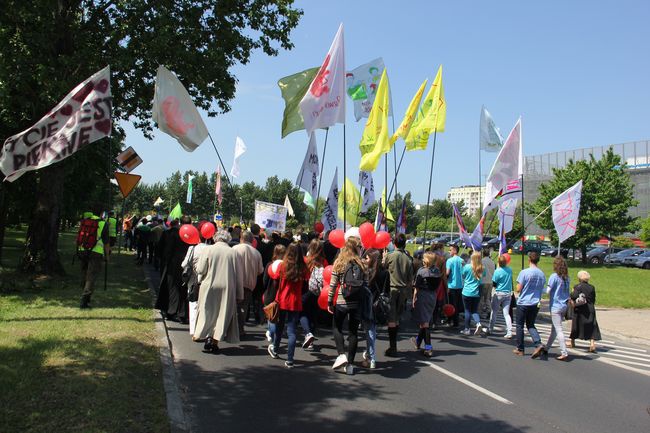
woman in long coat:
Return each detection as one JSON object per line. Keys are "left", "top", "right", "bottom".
{"left": 193, "top": 229, "right": 242, "bottom": 353}
{"left": 569, "top": 270, "right": 601, "bottom": 353}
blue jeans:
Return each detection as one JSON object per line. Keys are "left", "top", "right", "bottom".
{"left": 462, "top": 295, "right": 482, "bottom": 330}
{"left": 363, "top": 320, "right": 376, "bottom": 362}
{"left": 516, "top": 304, "right": 542, "bottom": 351}
{"left": 274, "top": 310, "right": 299, "bottom": 362}
{"left": 299, "top": 291, "right": 317, "bottom": 336}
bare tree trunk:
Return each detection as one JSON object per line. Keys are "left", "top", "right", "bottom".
{"left": 0, "top": 183, "right": 6, "bottom": 266}
{"left": 21, "top": 164, "right": 66, "bottom": 275}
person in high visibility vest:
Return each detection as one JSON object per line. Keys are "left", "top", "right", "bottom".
{"left": 77, "top": 205, "right": 110, "bottom": 309}
{"left": 108, "top": 211, "right": 118, "bottom": 250}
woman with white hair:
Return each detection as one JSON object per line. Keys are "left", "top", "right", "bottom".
{"left": 569, "top": 270, "right": 601, "bottom": 353}
{"left": 193, "top": 228, "right": 241, "bottom": 353}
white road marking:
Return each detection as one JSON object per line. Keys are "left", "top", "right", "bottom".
{"left": 607, "top": 358, "right": 650, "bottom": 368}
{"left": 591, "top": 356, "right": 650, "bottom": 378}
{"left": 426, "top": 362, "right": 513, "bottom": 405}
{"left": 591, "top": 350, "right": 650, "bottom": 363}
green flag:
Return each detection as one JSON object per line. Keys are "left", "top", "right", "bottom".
{"left": 169, "top": 203, "right": 182, "bottom": 220}
{"left": 278, "top": 67, "right": 319, "bottom": 138}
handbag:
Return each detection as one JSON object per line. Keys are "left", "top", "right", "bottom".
{"left": 263, "top": 278, "right": 280, "bottom": 323}
{"left": 575, "top": 293, "right": 588, "bottom": 307}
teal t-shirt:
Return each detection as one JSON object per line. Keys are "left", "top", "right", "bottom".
{"left": 461, "top": 264, "right": 483, "bottom": 297}
{"left": 492, "top": 266, "right": 513, "bottom": 294}
{"left": 446, "top": 255, "right": 464, "bottom": 289}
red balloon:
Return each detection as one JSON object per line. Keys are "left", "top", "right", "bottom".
{"left": 359, "top": 222, "right": 376, "bottom": 249}
{"left": 329, "top": 229, "right": 345, "bottom": 249}
{"left": 373, "top": 231, "right": 391, "bottom": 249}
{"left": 314, "top": 221, "right": 325, "bottom": 234}
{"left": 267, "top": 259, "right": 283, "bottom": 279}
{"left": 442, "top": 304, "right": 456, "bottom": 318}
{"left": 179, "top": 224, "right": 200, "bottom": 245}
{"left": 322, "top": 265, "right": 333, "bottom": 288}
{"left": 200, "top": 222, "right": 216, "bottom": 240}
{"left": 318, "top": 288, "right": 330, "bottom": 311}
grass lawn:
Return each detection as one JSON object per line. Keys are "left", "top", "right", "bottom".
{"left": 0, "top": 229, "right": 168, "bottom": 433}
{"left": 406, "top": 244, "right": 650, "bottom": 309}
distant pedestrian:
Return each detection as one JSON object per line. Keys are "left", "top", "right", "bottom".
{"left": 488, "top": 255, "right": 514, "bottom": 339}
{"left": 541, "top": 257, "right": 571, "bottom": 360}
{"left": 479, "top": 249, "right": 495, "bottom": 318}
{"left": 570, "top": 270, "right": 601, "bottom": 353}
{"left": 360, "top": 248, "right": 387, "bottom": 369}
{"left": 445, "top": 244, "right": 464, "bottom": 328}
{"left": 232, "top": 231, "right": 264, "bottom": 339}
{"left": 411, "top": 252, "right": 443, "bottom": 356}
{"left": 513, "top": 252, "right": 546, "bottom": 358}
{"left": 460, "top": 251, "right": 486, "bottom": 336}
{"left": 77, "top": 205, "right": 109, "bottom": 309}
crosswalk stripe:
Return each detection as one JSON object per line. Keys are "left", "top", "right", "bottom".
{"left": 605, "top": 358, "right": 650, "bottom": 369}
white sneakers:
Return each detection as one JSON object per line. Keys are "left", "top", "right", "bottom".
{"left": 267, "top": 344, "right": 279, "bottom": 359}
{"left": 265, "top": 330, "right": 272, "bottom": 342}
{"left": 474, "top": 324, "right": 482, "bottom": 335}
{"left": 332, "top": 354, "right": 348, "bottom": 370}
{"left": 302, "top": 333, "right": 315, "bottom": 349}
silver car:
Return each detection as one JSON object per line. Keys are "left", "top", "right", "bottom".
{"left": 604, "top": 248, "right": 645, "bottom": 265}
{"left": 621, "top": 250, "right": 650, "bottom": 269}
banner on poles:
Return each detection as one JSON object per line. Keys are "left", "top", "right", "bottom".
{"left": 255, "top": 200, "right": 287, "bottom": 232}
{"left": 1, "top": 66, "right": 112, "bottom": 182}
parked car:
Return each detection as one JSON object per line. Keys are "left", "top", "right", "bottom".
{"left": 540, "top": 246, "right": 569, "bottom": 258}
{"left": 586, "top": 246, "right": 625, "bottom": 264}
{"left": 621, "top": 250, "right": 650, "bottom": 269}
{"left": 604, "top": 248, "right": 645, "bottom": 265}
{"left": 511, "top": 240, "right": 550, "bottom": 254}
{"left": 432, "top": 234, "right": 454, "bottom": 245}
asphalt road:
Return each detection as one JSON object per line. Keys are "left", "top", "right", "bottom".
{"left": 150, "top": 270, "right": 650, "bottom": 433}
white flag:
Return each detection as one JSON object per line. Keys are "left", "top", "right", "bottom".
{"left": 296, "top": 133, "right": 319, "bottom": 198}
{"left": 303, "top": 190, "right": 315, "bottom": 209}
{"left": 230, "top": 136, "right": 247, "bottom": 178}
{"left": 152, "top": 66, "right": 208, "bottom": 152}
{"left": 358, "top": 171, "right": 375, "bottom": 212}
{"left": 482, "top": 117, "right": 523, "bottom": 213}
{"left": 321, "top": 168, "right": 339, "bottom": 231}
{"left": 154, "top": 197, "right": 164, "bottom": 207}
{"left": 299, "top": 23, "right": 346, "bottom": 135}
{"left": 346, "top": 58, "right": 392, "bottom": 121}
{"left": 284, "top": 195, "right": 295, "bottom": 217}
{"left": 551, "top": 180, "right": 583, "bottom": 243}
{"left": 1, "top": 66, "right": 112, "bottom": 182}
{"left": 497, "top": 198, "right": 518, "bottom": 235}
{"left": 479, "top": 105, "right": 504, "bottom": 152}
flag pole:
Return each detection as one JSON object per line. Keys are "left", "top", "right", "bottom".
{"left": 421, "top": 130, "right": 438, "bottom": 252}
{"left": 383, "top": 154, "right": 388, "bottom": 231}
{"left": 207, "top": 133, "right": 238, "bottom": 219}
{"left": 313, "top": 128, "right": 329, "bottom": 226}
{"left": 343, "top": 123, "right": 347, "bottom": 229}
{"left": 520, "top": 173, "right": 526, "bottom": 270}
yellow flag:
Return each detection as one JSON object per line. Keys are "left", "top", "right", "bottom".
{"left": 389, "top": 79, "right": 428, "bottom": 145}
{"left": 405, "top": 65, "right": 446, "bottom": 151}
{"left": 381, "top": 188, "right": 395, "bottom": 222}
{"left": 359, "top": 69, "right": 391, "bottom": 172}
{"left": 338, "top": 177, "right": 361, "bottom": 226}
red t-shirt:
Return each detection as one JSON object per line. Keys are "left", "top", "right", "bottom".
{"left": 275, "top": 263, "right": 309, "bottom": 311}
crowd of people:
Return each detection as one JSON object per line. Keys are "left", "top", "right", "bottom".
{"left": 76, "top": 210, "right": 602, "bottom": 374}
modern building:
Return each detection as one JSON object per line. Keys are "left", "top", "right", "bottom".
{"left": 446, "top": 185, "right": 486, "bottom": 216}
{"left": 524, "top": 139, "right": 650, "bottom": 233}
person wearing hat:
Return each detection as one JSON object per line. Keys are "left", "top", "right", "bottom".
{"left": 411, "top": 252, "right": 443, "bottom": 357}
{"left": 382, "top": 233, "right": 414, "bottom": 357}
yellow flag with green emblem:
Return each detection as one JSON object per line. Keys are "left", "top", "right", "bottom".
{"left": 405, "top": 65, "right": 446, "bottom": 151}
{"left": 338, "top": 177, "right": 361, "bottom": 226}
{"left": 390, "top": 79, "right": 428, "bottom": 145}
{"left": 359, "top": 69, "right": 391, "bottom": 172}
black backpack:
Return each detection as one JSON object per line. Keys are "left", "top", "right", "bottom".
{"left": 341, "top": 262, "right": 367, "bottom": 301}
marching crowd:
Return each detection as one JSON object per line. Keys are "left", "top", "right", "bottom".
{"left": 77, "top": 210, "right": 603, "bottom": 374}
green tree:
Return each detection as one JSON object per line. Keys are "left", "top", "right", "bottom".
{"left": 527, "top": 149, "right": 638, "bottom": 262}
{"left": 639, "top": 214, "right": 650, "bottom": 246}
{"left": 0, "top": 0, "right": 302, "bottom": 275}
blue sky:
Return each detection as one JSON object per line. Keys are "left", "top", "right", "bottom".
{"left": 122, "top": 0, "right": 650, "bottom": 205}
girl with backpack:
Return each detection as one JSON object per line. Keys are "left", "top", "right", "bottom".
{"left": 327, "top": 237, "right": 367, "bottom": 375}
{"left": 411, "top": 252, "right": 444, "bottom": 357}
{"left": 268, "top": 243, "right": 310, "bottom": 369}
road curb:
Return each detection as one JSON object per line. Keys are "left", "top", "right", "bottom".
{"left": 143, "top": 265, "right": 191, "bottom": 433}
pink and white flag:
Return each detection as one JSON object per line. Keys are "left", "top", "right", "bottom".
{"left": 152, "top": 66, "right": 208, "bottom": 152}
{"left": 299, "top": 24, "right": 346, "bottom": 135}
{"left": 1, "top": 66, "right": 112, "bottom": 182}
{"left": 215, "top": 166, "right": 222, "bottom": 206}
{"left": 551, "top": 180, "right": 583, "bottom": 243}
{"left": 482, "top": 117, "right": 523, "bottom": 213}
